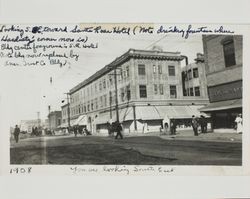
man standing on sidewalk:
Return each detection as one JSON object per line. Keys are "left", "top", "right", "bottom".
{"left": 191, "top": 115, "right": 199, "bottom": 136}
{"left": 14, "top": 125, "right": 20, "bottom": 143}
{"left": 200, "top": 115, "right": 207, "bottom": 133}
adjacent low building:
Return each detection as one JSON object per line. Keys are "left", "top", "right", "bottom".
{"left": 48, "top": 111, "right": 62, "bottom": 130}
{"left": 68, "top": 48, "right": 209, "bottom": 134}
{"left": 200, "top": 35, "right": 242, "bottom": 130}
{"left": 181, "top": 53, "right": 208, "bottom": 99}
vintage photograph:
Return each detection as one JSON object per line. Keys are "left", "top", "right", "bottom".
{"left": 1, "top": 24, "right": 242, "bottom": 166}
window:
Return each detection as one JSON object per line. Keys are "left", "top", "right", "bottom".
{"left": 170, "top": 85, "right": 177, "bottom": 98}
{"left": 183, "top": 89, "right": 187, "bottom": 96}
{"left": 100, "top": 96, "right": 103, "bottom": 108}
{"left": 189, "top": 87, "right": 194, "bottom": 96}
{"left": 154, "top": 84, "right": 158, "bottom": 94}
{"left": 103, "top": 95, "right": 107, "bottom": 107}
{"left": 103, "top": 79, "right": 106, "bottom": 89}
{"left": 87, "top": 104, "right": 90, "bottom": 111}
{"left": 95, "top": 98, "right": 98, "bottom": 109}
{"left": 193, "top": 68, "right": 199, "bottom": 78}
{"left": 187, "top": 69, "right": 192, "bottom": 79}
{"left": 95, "top": 83, "right": 97, "bottom": 92}
{"left": 194, "top": 86, "right": 200, "bottom": 96}
{"left": 91, "top": 102, "right": 94, "bottom": 110}
{"left": 138, "top": 64, "right": 146, "bottom": 75}
{"left": 109, "top": 91, "right": 112, "bottom": 105}
{"left": 99, "top": 82, "right": 102, "bottom": 91}
{"left": 223, "top": 40, "right": 236, "bottom": 67}
{"left": 109, "top": 76, "right": 113, "bottom": 86}
{"left": 158, "top": 65, "right": 162, "bottom": 74}
{"left": 126, "top": 66, "right": 129, "bottom": 77}
{"left": 120, "top": 70, "right": 123, "bottom": 80}
{"left": 84, "top": 105, "right": 86, "bottom": 113}
{"left": 120, "top": 88, "right": 125, "bottom": 102}
{"left": 159, "top": 84, "right": 164, "bottom": 95}
{"left": 153, "top": 65, "right": 157, "bottom": 74}
{"left": 168, "top": 65, "right": 175, "bottom": 76}
{"left": 139, "top": 85, "right": 147, "bottom": 98}
{"left": 126, "top": 85, "right": 131, "bottom": 100}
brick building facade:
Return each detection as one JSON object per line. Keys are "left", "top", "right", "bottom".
{"left": 200, "top": 35, "right": 242, "bottom": 129}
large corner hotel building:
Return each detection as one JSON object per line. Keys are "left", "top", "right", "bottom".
{"left": 67, "top": 49, "right": 209, "bottom": 134}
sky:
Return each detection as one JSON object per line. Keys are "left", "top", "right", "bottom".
{"left": 0, "top": 24, "right": 203, "bottom": 126}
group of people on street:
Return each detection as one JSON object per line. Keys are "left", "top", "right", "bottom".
{"left": 31, "top": 126, "right": 42, "bottom": 136}
{"left": 191, "top": 115, "right": 208, "bottom": 136}
{"left": 72, "top": 126, "right": 91, "bottom": 137}
{"left": 107, "top": 121, "right": 123, "bottom": 139}
{"left": 167, "top": 115, "right": 208, "bottom": 136}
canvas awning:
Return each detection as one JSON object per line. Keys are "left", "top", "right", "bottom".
{"left": 136, "top": 105, "right": 208, "bottom": 120}
{"left": 72, "top": 115, "right": 87, "bottom": 126}
{"left": 199, "top": 99, "right": 242, "bottom": 112}
{"left": 95, "top": 107, "right": 134, "bottom": 124}
{"left": 94, "top": 105, "right": 209, "bottom": 125}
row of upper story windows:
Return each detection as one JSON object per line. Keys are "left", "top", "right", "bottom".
{"left": 71, "top": 63, "right": 178, "bottom": 104}
{"left": 138, "top": 64, "right": 176, "bottom": 76}
{"left": 183, "top": 86, "right": 200, "bottom": 97}
{"left": 183, "top": 68, "right": 199, "bottom": 81}
{"left": 139, "top": 84, "right": 177, "bottom": 99}
{"left": 70, "top": 85, "right": 131, "bottom": 116}
{"left": 71, "top": 66, "right": 130, "bottom": 104}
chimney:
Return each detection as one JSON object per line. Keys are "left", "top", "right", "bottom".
{"left": 195, "top": 53, "right": 204, "bottom": 63}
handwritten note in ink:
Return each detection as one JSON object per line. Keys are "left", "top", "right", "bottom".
{"left": 0, "top": 24, "right": 234, "bottom": 68}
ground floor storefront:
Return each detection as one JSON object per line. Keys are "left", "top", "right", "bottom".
{"left": 81, "top": 104, "right": 210, "bottom": 135}
{"left": 200, "top": 98, "right": 242, "bottom": 130}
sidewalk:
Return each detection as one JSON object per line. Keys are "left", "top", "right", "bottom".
{"left": 123, "top": 130, "right": 242, "bottom": 143}
{"left": 160, "top": 130, "right": 242, "bottom": 143}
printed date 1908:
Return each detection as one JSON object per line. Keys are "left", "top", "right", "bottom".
{"left": 10, "top": 167, "right": 32, "bottom": 174}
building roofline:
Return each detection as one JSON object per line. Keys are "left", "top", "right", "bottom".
{"left": 69, "top": 49, "right": 184, "bottom": 94}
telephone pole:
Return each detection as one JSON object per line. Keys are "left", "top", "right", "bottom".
{"left": 64, "top": 93, "right": 71, "bottom": 129}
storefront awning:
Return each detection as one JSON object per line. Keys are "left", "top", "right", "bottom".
{"left": 72, "top": 115, "right": 87, "bottom": 126}
{"left": 95, "top": 107, "right": 134, "bottom": 124}
{"left": 199, "top": 99, "right": 242, "bottom": 112}
{"left": 159, "top": 105, "right": 208, "bottom": 120}
{"left": 136, "top": 105, "right": 208, "bottom": 120}
{"left": 94, "top": 105, "right": 209, "bottom": 125}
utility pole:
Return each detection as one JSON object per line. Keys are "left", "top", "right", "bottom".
{"left": 64, "top": 93, "right": 71, "bottom": 129}
{"left": 109, "top": 91, "right": 112, "bottom": 120}
{"left": 114, "top": 68, "right": 119, "bottom": 122}
{"left": 37, "top": 111, "right": 41, "bottom": 127}
{"left": 48, "top": 105, "right": 51, "bottom": 130}
{"left": 108, "top": 66, "right": 121, "bottom": 123}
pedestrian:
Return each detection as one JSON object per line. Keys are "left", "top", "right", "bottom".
{"left": 164, "top": 122, "right": 169, "bottom": 134}
{"left": 107, "top": 122, "right": 111, "bottom": 136}
{"left": 115, "top": 121, "right": 123, "bottom": 139}
{"left": 200, "top": 115, "right": 207, "bottom": 133}
{"left": 170, "top": 119, "right": 177, "bottom": 135}
{"left": 14, "top": 125, "right": 20, "bottom": 143}
{"left": 235, "top": 114, "right": 243, "bottom": 134}
{"left": 191, "top": 115, "right": 199, "bottom": 136}
{"left": 74, "top": 126, "right": 78, "bottom": 137}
